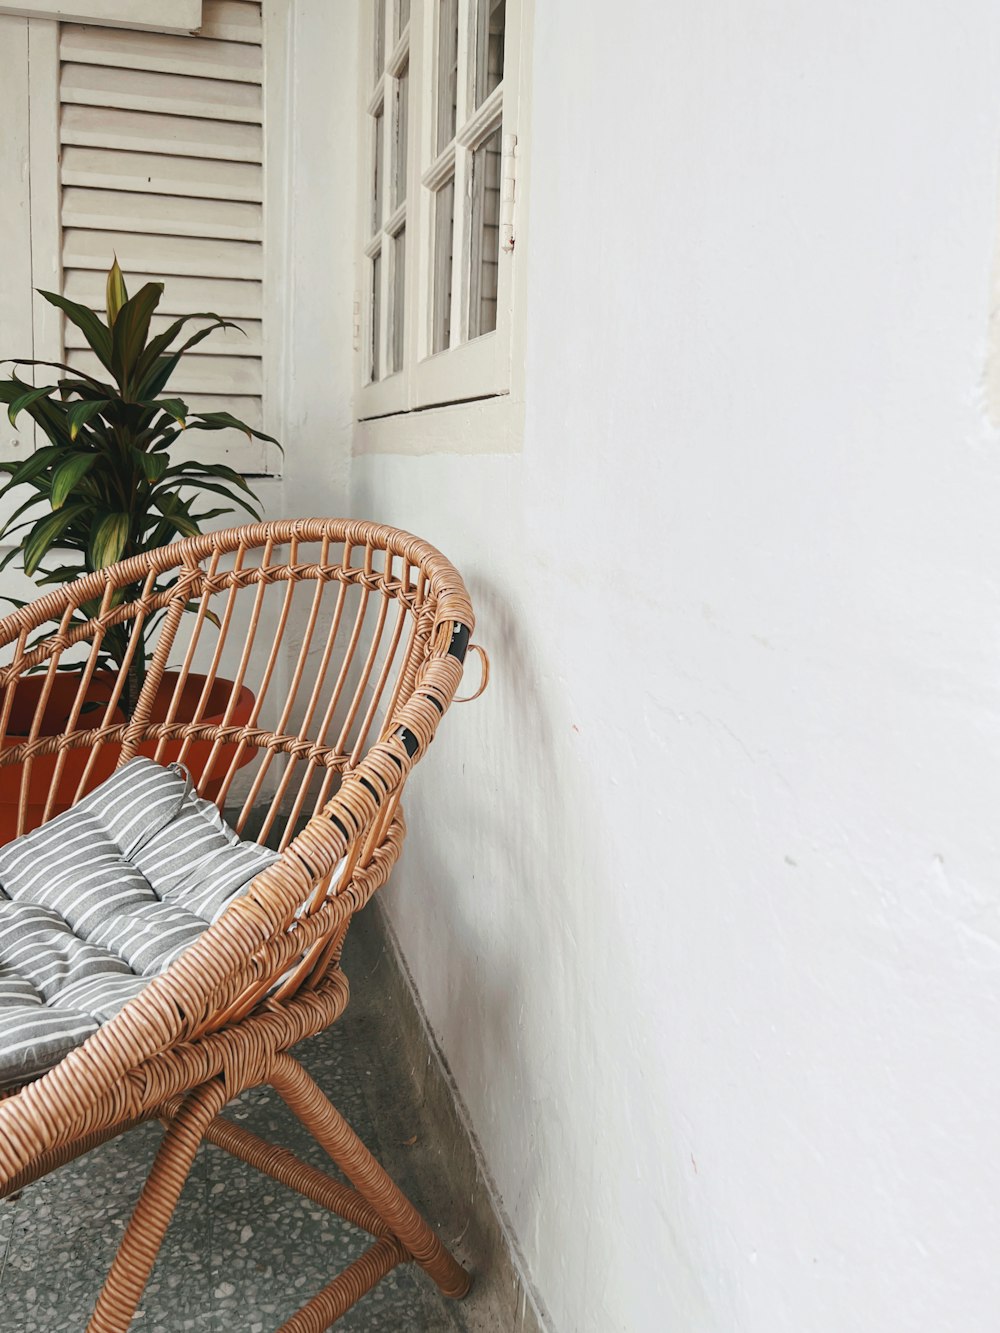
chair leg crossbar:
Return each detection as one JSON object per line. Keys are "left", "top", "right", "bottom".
{"left": 84, "top": 1056, "right": 471, "bottom": 1332}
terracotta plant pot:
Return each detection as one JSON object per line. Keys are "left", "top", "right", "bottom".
{"left": 0, "top": 670, "right": 255, "bottom": 844}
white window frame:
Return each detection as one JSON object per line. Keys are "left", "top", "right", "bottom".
{"left": 357, "top": 0, "right": 526, "bottom": 421}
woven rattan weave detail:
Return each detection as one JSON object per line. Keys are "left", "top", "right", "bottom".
{"left": 0, "top": 519, "right": 477, "bottom": 1330}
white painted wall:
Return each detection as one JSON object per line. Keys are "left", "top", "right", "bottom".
{"left": 352, "top": 2, "right": 1000, "bottom": 1330}
{"left": 261, "top": 0, "right": 356, "bottom": 523}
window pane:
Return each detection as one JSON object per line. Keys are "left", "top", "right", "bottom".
{"left": 432, "top": 178, "right": 455, "bottom": 354}
{"left": 371, "top": 250, "right": 382, "bottom": 381}
{"left": 374, "top": 0, "right": 385, "bottom": 79}
{"left": 469, "top": 127, "right": 502, "bottom": 338}
{"left": 396, "top": 0, "right": 410, "bottom": 37}
{"left": 474, "top": 0, "right": 505, "bottom": 107}
{"left": 391, "top": 227, "right": 406, "bottom": 374}
{"left": 371, "top": 105, "right": 384, "bottom": 234}
{"left": 393, "top": 63, "right": 408, "bottom": 210}
{"left": 436, "top": 0, "right": 458, "bottom": 153}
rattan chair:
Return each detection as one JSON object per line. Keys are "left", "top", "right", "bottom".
{"left": 0, "top": 518, "right": 484, "bottom": 1331}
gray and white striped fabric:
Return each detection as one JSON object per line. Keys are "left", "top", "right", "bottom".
{"left": 0, "top": 757, "right": 278, "bottom": 1089}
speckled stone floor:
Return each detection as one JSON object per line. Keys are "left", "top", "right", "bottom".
{"left": 0, "top": 909, "right": 479, "bottom": 1332}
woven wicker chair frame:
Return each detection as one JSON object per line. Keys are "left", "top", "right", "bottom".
{"left": 0, "top": 518, "right": 480, "bottom": 1330}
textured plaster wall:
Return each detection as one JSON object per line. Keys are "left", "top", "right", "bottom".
{"left": 352, "top": 2, "right": 1000, "bottom": 1330}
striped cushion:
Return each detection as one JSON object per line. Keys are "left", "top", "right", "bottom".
{"left": 0, "top": 758, "right": 278, "bottom": 1089}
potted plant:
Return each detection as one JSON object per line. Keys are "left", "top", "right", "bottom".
{"left": 0, "top": 259, "right": 279, "bottom": 837}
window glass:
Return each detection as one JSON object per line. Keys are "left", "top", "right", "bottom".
{"left": 436, "top": 0, "right": 459, "bottom": 153}
{"left": 371, "top": 250, "right": 382, "bottom": 380}
{"left": 474, "top": 0, "right": 505, "bottom": 107}
{"left": 391, "top": 228, "right": 406, "bottom": 373}
{"left": 374, "top": 0, "right": 385, "bottom": 77}
{"left": 393, "top": 63, "right": 409, "bottom": 210}
{"left": 469, "top": 126, "right": 502, "bottom": 338}
{"left": 432, "top": 178, "right": 455, "bottom": 353}
{"left": 371, "top": 104, "right": 384, "bottom": 234}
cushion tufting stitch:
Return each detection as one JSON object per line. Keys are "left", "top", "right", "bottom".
{"left": 0, "top": 757, "right": 279, "bottom": 1089}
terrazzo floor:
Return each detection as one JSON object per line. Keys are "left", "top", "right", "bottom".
{"left": 0, "top": 910, "right": 479, "bottom": 1332}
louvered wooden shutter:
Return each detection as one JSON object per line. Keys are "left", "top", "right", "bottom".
{"left": 58, "top": 1, "right": 272, "bottom": 471}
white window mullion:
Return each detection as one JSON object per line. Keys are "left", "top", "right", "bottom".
{"left": 374, "top": 0, "right": 386, "bottom": 79}
{"left": 489, "top": 0, "right": 521, "bottom": 387}
{"left": 399, "top": 0, "right": 420, "bottom": 389}
{"left": 386, "top": 46, "right": 408, "bottom": 380}
{"left": 414, "top": 0, "right": 436, "bottom": 370}
{"left": 378, "top": 100, "right": 392, "bottom": 381}
{"left": 455, "top": 0, "right": 472, "bottom": 130}
{"left": 451, "top": 142, "right": 471, "bottom": 348}
{"left": 357, "top": 0, "right": 408, "bottom": 417}
{"left": 447, "top": 0, "right": 470, "bottom": 348}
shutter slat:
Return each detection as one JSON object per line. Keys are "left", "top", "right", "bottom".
{"left": 61, "top": 147, "right": 261, "bottom": 202}
{"left": 60, "top": 25, "right": 261, "bottom": 82}
{"left": 61, "top": 105, "right": 261, "bottom": 161}
{"left": 66, "top": 317, "right": 263, "bottom": 358}
{"left": 182, "top": 394, "right": 262, "bottom": 426}
{"left": 176, "top": 395, "right": 266, "bottom": 473}
{"left": 63, "top": 229, "right": 262, "bottom": 281}
{"left": 62, "top": 188, "right": 262, "bottom": 242}
{"left": 64, "top": 269, "right": 263, "bottom": 319}
{"left": 60, "top": 63, "right": 262, "bottom": 124}
{"left": 172, "top": 435, "right": 266, "bottom": 471}
{"left": 198, "top": 1, "right": 262, "bottom": 44}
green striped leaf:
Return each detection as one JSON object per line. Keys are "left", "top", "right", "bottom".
{"left": 23, "top": 503, "right": 90, "bottom": 576}
{"left": 111, "top": 282, "right": 163, "bottom": 393}
{"left": 36, "top": 292, "right": 113, "bottom": 373}
{"left": 89, "top": 512, "right": 130, "bottom": 570}
{"left": 7, "top": 385, "right": 56, "bottom": 428}
{"left": 150, "top": 398, "right": 188, "bottom": 428}
{"left": 106, "top": 257, "right": 128, "bottom": 327}
{"left": 132, "top": 313, "right": 241, "bottom": 397}
{"left": 50, "top": 454, "right": 97, "bottom": 509}
{"left": 186, "top": 411, "right": 281, "bottom": 447}
{"left": 66, "top": 398, "right": 110, "bottom": 441}
{"left": 0, "top": 445, "right": 63, "bottom": 494}
{"left": 135, "top": 450, "right": 168, "bottom": 483}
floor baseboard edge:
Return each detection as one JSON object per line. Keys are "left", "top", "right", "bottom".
{"left": 355, "top": 898, "right": 552, "bottom": 1333}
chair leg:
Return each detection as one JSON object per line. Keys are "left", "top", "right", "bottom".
{"left": 87, "top": 1078, "right": 230, "bottom": 1333}
{"left": 268, "top": 1051, "right": 472, "bottom": 1300}
{"left": 275, "top": 1236, "right": 408, "bottom": 1333}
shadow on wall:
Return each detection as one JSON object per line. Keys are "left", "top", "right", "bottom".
{"left": 379, "top": 564, "right": 632, "bottom": 1281}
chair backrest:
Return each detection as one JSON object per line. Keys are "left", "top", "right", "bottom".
{"left": 0, "top": 518, "right": 474, "bottom": 1016}
{"left": 0, "top": 518, "right": 471, "bottom": 815}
